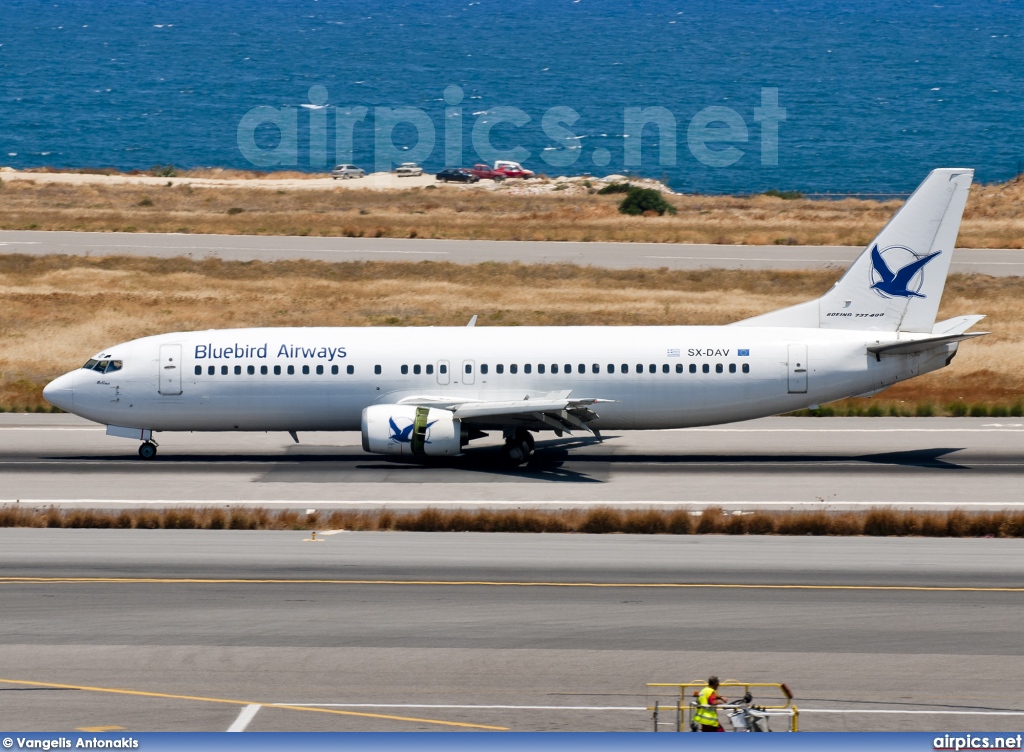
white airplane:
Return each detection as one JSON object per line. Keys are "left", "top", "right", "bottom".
{"left": 43, "top": 168, "right": 986, "bottom": 464}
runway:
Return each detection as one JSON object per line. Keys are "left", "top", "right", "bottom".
{"left": 0, "top": 531, "right": 1022, "bottom": 732}
{"left": 3, "top": 414, "right": 1024, "bottom": 508}
{"left": 2, "top": 229, "right": 1023, "bottom": 274}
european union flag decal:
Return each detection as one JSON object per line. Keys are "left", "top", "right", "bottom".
{"left": 738, "top": 349, "right": 750, "bottom": 356}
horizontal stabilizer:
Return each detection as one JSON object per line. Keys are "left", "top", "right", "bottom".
{"left": 867, "top": 331, "right": 987, "bottom": 358}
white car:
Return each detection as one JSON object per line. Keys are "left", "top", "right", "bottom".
{"left": 331, "top": 164, "right": 365, "bottom": 179}
{"left": 395, "top": 162, "right": 423, "bottom": 177}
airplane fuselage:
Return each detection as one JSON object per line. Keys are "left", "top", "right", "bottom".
{"left": 46, "top": 325, "right": 954, "bottom": 434}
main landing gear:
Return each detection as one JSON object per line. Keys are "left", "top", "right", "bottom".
{"left": 501, "top": 429, "right": 535, "bottom": 466}
{"left": 138, "top": 441, "right": 158, "bottom": 460}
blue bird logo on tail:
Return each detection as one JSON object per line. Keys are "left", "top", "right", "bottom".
{"left": 869, "top": 245, "right": 941, "bottom": 299}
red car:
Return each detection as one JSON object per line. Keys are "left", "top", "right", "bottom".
{"left": 470, "top": 162, "right": 535, "bottom": 181}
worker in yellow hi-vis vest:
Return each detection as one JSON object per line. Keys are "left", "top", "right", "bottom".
{"left": 694, "top": 676, "right": 728, "bottom": 732}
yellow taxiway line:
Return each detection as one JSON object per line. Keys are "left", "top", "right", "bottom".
{"left": 0, "top": 679, "right": 507, "bottom": 731}
{"left": 0, "top": 577, "right": 1021, "bottom": 592}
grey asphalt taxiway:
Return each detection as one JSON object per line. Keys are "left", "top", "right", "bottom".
{"left": 2, "top": 414, "right": 1023, "bottom": 508}
{"left": 2, "top": 229, "right": 1024, "bottom": 274}
{"left": 0, "top": 531, "right": 1022, "bottom": 732}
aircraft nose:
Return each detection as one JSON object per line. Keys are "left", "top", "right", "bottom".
{"left": 42, "top": 371, "right": 75, "bottom": 412}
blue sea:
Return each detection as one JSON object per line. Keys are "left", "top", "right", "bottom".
{"left": 1, "top": 0, "right": 1022, "bottom": 194}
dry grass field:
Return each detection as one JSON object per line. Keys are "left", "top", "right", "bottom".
{"left": 1, "top": 173, "right": 1023, "bottom": 246}
{"left": 2, "top": 504, "right": 1022, "bottom": 538}
{"left": 0, "top": 254, "right": 1018, "bottom": 415}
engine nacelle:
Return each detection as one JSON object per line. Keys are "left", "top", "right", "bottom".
{"left": 361, "top": 404, "right": 462, "bottom": 456}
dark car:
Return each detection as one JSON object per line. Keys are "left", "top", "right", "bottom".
{"left": 436, "top": 168, "right": 480, "bottom": 183}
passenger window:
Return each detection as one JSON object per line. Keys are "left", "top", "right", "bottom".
{"left": 347, "top": 365, "right": 354, "bottom": 375}
{"left": 83, "top": 359, "right": 99, "bottom": 370}
{"left": 524, "top": 364, "right": 531, "bottom": 374}
{"left": 401, "top": 365, "right": 409, "bottom": 375}
{"left": 261, "top": 365, "right": 268, "bottom": 375}
{"left": 208, "top": 366, "right": 215, "bottom": 376}
{"left": 247, "top": 365, "right": 255, "bottom": 375}
{"left": 375, "top": 365, "right": 382, "bottom": 375}
{"left": 413, "top": 364, "right": 421, "bottom": 375}
{"left": 607, "top": 364, "right": 614, "bottom": 374}
{"left": 702, "top": 364, "right": 709, "bottom": 374}
{"left": 439, "top": 364, "right": 447, "bottom": 375}
{"left": 332, "top": 365, "right": 339, "bottom": 375}
{"left": 578, "top": 364, "right": 585, "bottom": 374}
{"left": 194, "top": 365, "right": 202, "bottom": 376}
{"left": 234, "top": 365, "right": 242, "bottom": 375}
{"left": 716, "top": 363, "right": 723, "bottom": 374}
{"left": 662, "top": 364, "right": 669, "bottom": 374}
{"left": 564, "top": 364, "right": 571, "bottom": 373}
{"left": 316, "top": 364, "right": 324, "bottom": 375}
{"left": 551, "top": 364, "right": 558, "bottom": 374}
{"left": 636, "top": 364, "right": 643, "bottom": 374}
{"left": 481, "top": 364, "right": 488, "bottom": 375}
{"left": 511, "top": 364, "right": 519, "bottom": 374}
{"left": 538, "top": 364, "right": 546, "bottom": 374}
{"left": 729, "top": 363, "right": 736, "bottom": 373}
{"left": 426, "top": 364, "right": 433, "bottom": 375}
{"left": 496, "top": 364, "right": 504, "bottom": 374}
{"left": 302, "top": 365, "right": 310, "bottom": 375}
{"left": 621, "top": 364, "right": 628, "bottom": 374}
{"left": 465, "top": 363, "right": 473, "bottom": 374}
{"left": 649, "top": 364, "right": 656, "bottom": 374}
{"left": 274, "top": 365, "right": 281, "bottom": 375}
{"left": 742, "top": 363, "right": 750, "bottom": 374}
{"left": 287, "top": 365, "right": 295, "bottom": 375}
{"left": 676, "top": 363, "right": 683, "bottom": 374}
{"left": 221, "top": 365, "right": 228, "bottom": 375}
{"left": 689, "top": 364, "right": 696, "bottom": 374}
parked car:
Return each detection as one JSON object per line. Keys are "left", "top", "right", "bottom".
{"left": 330, "top": 164, "right": 365, "bottom": 179}
{"left": 395, "top": 162, "right": 423, "bottom": 177}
{"left": 469, "top": 161, "right": 535, "bottom": 181}
{"left": 493, "top": 160, "right": 535, "bottom": 179}
{"left": 435, "top": 168, "right": 480, "bottom": 183}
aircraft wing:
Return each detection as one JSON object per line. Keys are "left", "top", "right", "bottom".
{"left": 396, "top": 395, "right": 615, "bottom": 435}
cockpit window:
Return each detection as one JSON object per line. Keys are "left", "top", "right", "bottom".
{"left": 81, "top": 358, "right": 122, "bottom": 373}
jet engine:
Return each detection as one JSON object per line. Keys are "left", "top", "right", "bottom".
{"left": 361, "top": 404, "right": 462, "bottom": 456}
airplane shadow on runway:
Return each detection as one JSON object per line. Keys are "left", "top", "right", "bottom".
{"left": 49, "top": 444, "right": 972, "bottom": 483}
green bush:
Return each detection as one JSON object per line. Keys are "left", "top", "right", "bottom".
{"left": 597, "top": 182, "right": 632, "bottom": 195}
{"left": 763, "top": 189, "right": 804, "bottom": 199}
{"left": 618, "top": 187, "right": 677, "bottom": 216}
{"left": 150, "top": 164, "right": 177, "bottom": 178}
{"left": 969, "top": 403, "right": 989, "bottom": 418}
{"left": 948, "top": 401, "right": 969, "bottom": 417}
{"left": 915, "top": 403, "right": 935, "bottom": 417}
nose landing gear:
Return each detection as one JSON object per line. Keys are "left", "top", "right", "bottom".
{"left": 138, "top": 441, "right": 158, "bottom": 460}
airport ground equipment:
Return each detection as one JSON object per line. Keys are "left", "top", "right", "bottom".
{"left": 647, "top": 680, "right": 798, "bottom": 732}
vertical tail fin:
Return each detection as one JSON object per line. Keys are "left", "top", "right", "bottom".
{"left": 736, "top": 168, "right": 974, "bottom": 332}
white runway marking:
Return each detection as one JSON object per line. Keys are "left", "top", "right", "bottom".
{"left": 44, "top": 243, "right": 449, "bottom": 255}
{"left": 226, "top": 703, "right": 260, "bottom": 731}
{"left": 5, "top": 499, "right": 1024, "bottom": 508}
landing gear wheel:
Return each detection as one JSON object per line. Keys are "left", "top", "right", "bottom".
{"left": 501, "top": 430, "right": 534, "bottom": 467}
{"left": 138, "top": 442, "right": 157, "bottom": 460}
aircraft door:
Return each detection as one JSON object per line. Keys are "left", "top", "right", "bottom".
{"left": 462, "top": 360, "right": 475, "bottom": 385}
{"left": 787, "top": 343, "right": 808, "bottom": 394}
{"left": 158, "top": 344, "right": 183, "bottom": 395}
{"left": 436, "top": 360, "right": 450, "bottom": 385}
